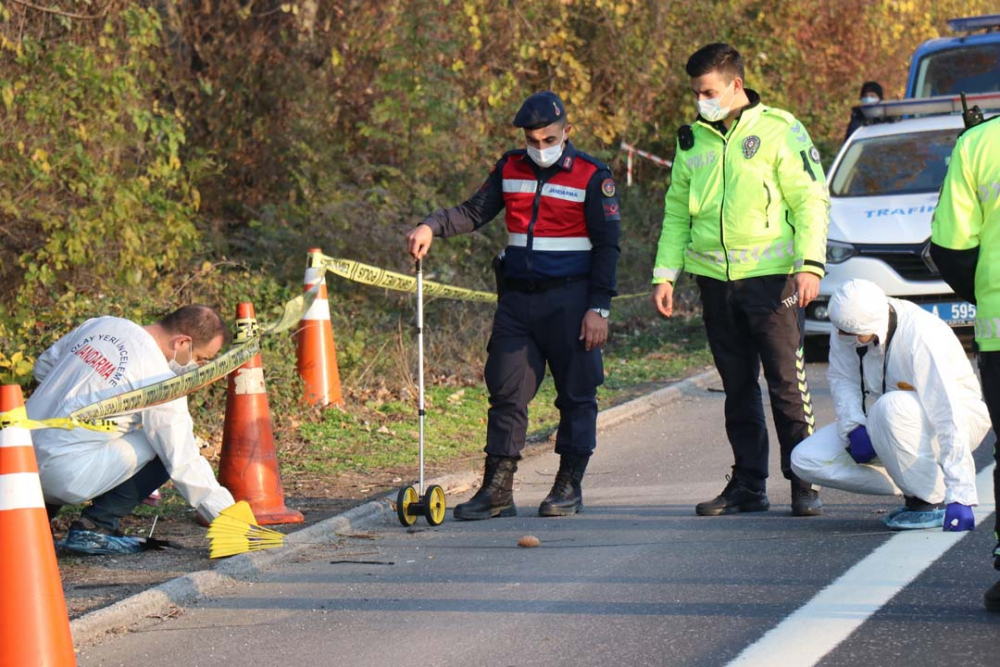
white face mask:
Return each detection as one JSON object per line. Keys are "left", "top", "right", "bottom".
{"left": 527, "top": 130, "right": 565, "bottom": 168}
{"left": 860, "top": 95, "right": 879, "bottom": 105}
{"left": 168, "top": 341, "right": 199, "bottom": 375}
{"left": 839, "top": 332, "right": 874, "bottom": 348}
{"left": 697, "top": 81, "right": 734, "bottom": 122}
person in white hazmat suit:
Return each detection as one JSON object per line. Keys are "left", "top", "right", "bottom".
{"left": 27, "top": 305, "right": 236, "bottom": 555}
{"left": 791, "top": 279, "right": 990, "bottom": 530}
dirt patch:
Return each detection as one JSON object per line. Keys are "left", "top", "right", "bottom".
{"left": 54, "top": 458, "right": 481, "bottom": 620}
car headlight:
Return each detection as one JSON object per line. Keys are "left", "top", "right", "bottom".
{"left": 808, "top": 301, "right": 830, "bottom": 321}
{"left": 826, "top": 240, "right": 857, "bottom": 264}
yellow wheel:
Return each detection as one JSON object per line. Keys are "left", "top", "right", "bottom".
{"left": 396, "top": 486, "right": 419, "bottom": 527}
{"left": 423, "top": 484, "right": 446, "bottom": 526}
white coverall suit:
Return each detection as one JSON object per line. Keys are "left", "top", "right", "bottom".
{"left": 791, "top": 296, "right": 989, "bottom": 506}
{"left": 26, "top": 317, "right": 235, "bottom": 521}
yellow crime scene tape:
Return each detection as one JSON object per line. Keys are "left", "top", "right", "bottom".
{"left": 0, "top": 283, "right": 321, "bottom": 431}
{"left": 68, "top": 282, "right": 321, "bottom": 422}
{"left": 5, "top": 248, "right": 649, "bottom": 431}
{"left": 317, "top": 254, "right": 649, "bottom": 301}
{"left": 0, "top": 406, "right": 119, "bottom": 433}
{"left": 318, "top": 254, "right": 497, "bottom": 303}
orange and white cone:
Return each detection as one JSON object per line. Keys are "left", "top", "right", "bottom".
{"left": 296, "top": 248, "right": 343, "bottom": 406}
{"left": 218, "top": 303, "right": 304, "bottom": 525}
{"left": 0, "top": 384, "right": 76, "bottom": 666}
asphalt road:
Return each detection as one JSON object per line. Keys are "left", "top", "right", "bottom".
{"left": 78, "top": 364, "right": 1000, "bottom": 667}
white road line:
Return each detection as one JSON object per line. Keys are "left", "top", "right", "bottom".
{"left": 727, "top": 463, "right": 996, "bottom": 667}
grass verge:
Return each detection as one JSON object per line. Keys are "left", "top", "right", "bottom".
{"left": 55, "top": 312, "right": 711, "bottom": 526}
{"left": 296, "top": 313, "right": 711, "bottom": 477}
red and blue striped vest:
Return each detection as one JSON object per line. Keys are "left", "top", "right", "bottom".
{"left": 500, "top": 152, "right": 596, "bottom": 279}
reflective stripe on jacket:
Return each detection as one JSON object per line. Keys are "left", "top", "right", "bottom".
{"left": 421, "top": 141, "right": 621, "bottom": 309}
{"left": 653, "top": 90, "right": 830, "bottom": 284}
{"left": 931, "top": 117, "right": 1000, "bottom": 352}
{"left": 500, "top": 151, "right": 596, "bottom": 278}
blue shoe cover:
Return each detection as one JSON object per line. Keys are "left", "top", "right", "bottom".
{"left": 883, "top": 508, "right": 945, "bottom": 530}
{"left": 885, "top": 505, "right": 908, "bottom": 521}
{"left": 62, "top": 528, "right": 145, "bottom": 555}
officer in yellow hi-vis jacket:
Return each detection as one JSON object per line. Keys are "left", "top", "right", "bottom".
{"left": 652, "top": 43, "right": 829, "bottom": 518}
{"left": 930, "top": 113, "right": 1000, "bottom": 613}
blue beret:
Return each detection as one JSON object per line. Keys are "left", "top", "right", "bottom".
{"left": 512, "top": 91, "right": 566, "bottom": 128}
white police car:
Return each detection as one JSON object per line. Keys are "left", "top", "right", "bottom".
{"left": 804, "top": 94, "right": 1000, "bottom": 353}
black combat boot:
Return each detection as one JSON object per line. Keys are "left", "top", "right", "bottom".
{"left": 538, "top": 454, "right": 589, "bottom": 517}
{"left": 986, "top": 580, "right": 1000, "bottom": 613}
{"left": 790, "top": 479, "right": 823, "bottom": 517}
{"left": 453, "top": 455, "right": 518, "bottom": 521}
{"left": 695, "top": 474, "right": 770, "bottom": 516}
{"left": 987, "top": 545, "right": 1000, "bottom": 613}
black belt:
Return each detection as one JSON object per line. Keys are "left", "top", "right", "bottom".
{"left": 503, "top": 275, "right": 587, "bottom": 293}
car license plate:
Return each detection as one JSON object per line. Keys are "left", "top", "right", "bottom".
{"left": 919, "top": 301, "right": 977, "bottom": 325}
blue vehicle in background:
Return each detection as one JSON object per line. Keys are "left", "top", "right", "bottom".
{"left": 907, "top": 15, "right": 1000, "bottom": 98}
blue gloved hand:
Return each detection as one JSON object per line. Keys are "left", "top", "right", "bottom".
{"left": 943, "top": 503, "right": 975, "bottom": 532}
{"left": 847, "top": 425, "right": 876, "bottom": 463}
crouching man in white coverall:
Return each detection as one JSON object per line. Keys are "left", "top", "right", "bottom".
{"left": 791, "top": 279, "right": 991, "bottom": 530}
{"left": 27, "top": 305, "right": 236, "bottom": 555}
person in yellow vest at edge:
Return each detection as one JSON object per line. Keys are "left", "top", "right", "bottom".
{"left": 651, "top": 43, "right": 829, "bottom": 517}
{"left": 930, "top": 111, "right": 1000, "bottom": 613}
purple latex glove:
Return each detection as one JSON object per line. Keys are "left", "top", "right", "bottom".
{"left": 943, "top": 503, "right": 975, "bottom": 532}
{"left": 847, "top": 425, "right": 876, "bottom": 463}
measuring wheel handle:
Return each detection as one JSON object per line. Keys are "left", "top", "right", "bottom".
{"left": 423, "top": 484, "right": 447, "bottom": 526}
{"left": 396, "top": 485, "right": 420, "bottom": 527}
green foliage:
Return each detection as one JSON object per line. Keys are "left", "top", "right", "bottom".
{"left": 296, "top": 316, "right": 710, "bottom": 476}
{"left": 0, "top": 4, "right": 212, "bottom": 382}
{"left": 146, "top": 0, "right": 1000, "bottom": 283}
{"left": 1, "top": 0, "right": 994, "bottom": 424}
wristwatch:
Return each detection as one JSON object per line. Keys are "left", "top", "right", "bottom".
{"left": 590, "top": 308, "right": 610, "bottom": 319}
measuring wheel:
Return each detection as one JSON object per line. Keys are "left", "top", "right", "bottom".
{"left": 422, "top": 484, "right": 446, "bottom": 526}
{"left": 396, "top": 485, "right": 420, "bottom": 527}
{"left": 397, "top": 259, "right": 449, "bottom": 528}
{"left": 396, "top": 484, "right": 447, "bottom": 526}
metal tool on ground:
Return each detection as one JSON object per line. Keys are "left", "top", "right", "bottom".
{"left": 207, "top": 501, "right": 285, "bottom": 559}
{"left": 396, "top": 259, "right": 447, "bottom": 527}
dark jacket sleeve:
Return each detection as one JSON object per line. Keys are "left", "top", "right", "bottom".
{"left": 584, "top": 169, "right": 621, "bottom": 310}
{"left": 421, "top": 156, "right": 507, "bottom": 237}
{"left": 929, "top": 243, "right": 979, "bottom": 305}
{"left": 844, "top": 108, "right": 863, "bottom": 143}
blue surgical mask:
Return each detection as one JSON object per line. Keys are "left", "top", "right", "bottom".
{"left": 860, "top": 95, "right": 879, "bottom": 105}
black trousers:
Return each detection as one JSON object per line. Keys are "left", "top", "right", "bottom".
{"left": 978, "top": 351, "right": 1000, "bottom": 541}
{"left": 484, "top": 279, "right": 603, "bottom": 459}
{"left": 47, "top": 458, "right": 170, "bottom": 533}
{"left": 697, "top": 274, "right": 815, "bottom": 489}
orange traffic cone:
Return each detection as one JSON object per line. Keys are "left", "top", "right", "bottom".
{"left": 0, "top": 384, "right": 76, "bottom": 666}
{"left": 218, "top": 303, "right": 303, "bottom": 525}
{"left": 296, "top": 248, "right": 343, "bottom": 406}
